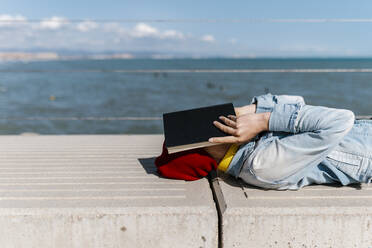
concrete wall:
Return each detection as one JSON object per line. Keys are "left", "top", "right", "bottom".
{"left": 0, "top": 135, "right": 218, "bottom": 248}
{"left": 217, "top": 173, "right": 372, "bottom": 248}
{"left": 2, "top": 134, "right": 371, "bottom": 247}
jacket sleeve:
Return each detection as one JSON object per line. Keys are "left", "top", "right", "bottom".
{"left": 248, "top": 102, "right": 355, "bottom": 184}
{"left": 251, "top": 93, "right": 306, "bottom": 114}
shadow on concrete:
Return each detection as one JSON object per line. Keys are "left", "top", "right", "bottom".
{"left": 138, "top": 158, "right": 363, "bottom": 190}
{"left": 217, "top": 172, "right": 267, "bottom": 191}
{"left": 138, "top": 157, "right": 159, "bottom": 176}
{"left": 217, "top": 170, "right": 363, "bottom": 191}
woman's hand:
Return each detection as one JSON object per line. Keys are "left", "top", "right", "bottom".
{"left": 234, "top": 104, "right": 256, "bottom": 117}
{"left": 209, "top": 112, "right": 271, "bottom": 144}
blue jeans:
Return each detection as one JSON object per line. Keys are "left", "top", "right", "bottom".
{"left": 226, "top": 93, "right": 372, "bottom": 190}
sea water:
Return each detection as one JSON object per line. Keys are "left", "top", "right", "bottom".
{"left": 0, "top": 58, "right": 371, "bottom": 134}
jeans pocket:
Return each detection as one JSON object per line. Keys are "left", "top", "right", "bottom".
{"left": 326, "top": 150, "right": 366, "bottom": 181}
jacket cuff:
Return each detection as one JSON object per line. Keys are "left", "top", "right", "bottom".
{"left": 268, "top": 103, "right": 303, "bottom": 133}
{"left": 251, "top": 93, "right": 276, "bottom": 113}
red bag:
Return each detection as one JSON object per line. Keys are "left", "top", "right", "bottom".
{"left": 155, "top": 142, "right": 217, "bottom": 181}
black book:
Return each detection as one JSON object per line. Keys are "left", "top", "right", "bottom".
{"left": 163, "top": 103, "right": 235, "bottom": 153}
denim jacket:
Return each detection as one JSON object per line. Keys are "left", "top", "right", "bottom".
{"left": 227, "top": 93, "right": 372, "bottom": 190}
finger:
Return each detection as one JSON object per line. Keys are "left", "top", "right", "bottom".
{"left": 227, "top": 115, "right": 237, "bottom": 121}
{"left": 213, "top": 121, "right": 237, "bottom": 135}
{"left": 209, "top": 136, "right": 239, "bottom": 144}
{"left": 219, "top": 116, "right": 237, "bottom": 128}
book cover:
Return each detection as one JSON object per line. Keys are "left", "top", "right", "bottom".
{"left": 163, "top": 103, "right": 235, "bottom": 153}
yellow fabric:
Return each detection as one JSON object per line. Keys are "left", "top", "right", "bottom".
{"left": 217, "top": 144, "right": 239, "bottom": 172}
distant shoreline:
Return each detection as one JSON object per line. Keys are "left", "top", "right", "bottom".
{"left": 1, "top": 52, "right": 372, "bottom": 62}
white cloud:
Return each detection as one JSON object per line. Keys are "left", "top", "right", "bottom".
{"left": 39, "top": 16, "right": 68, "bottom": 30}
{"left": 131, "top": 23, "right": 158, "bottom": 38}
{"left": 0, "top": 14, "right": 26, "bottom": 27}
{"left": 122, "top": 23, "right": 185, "bottom": 40}
{"left": 76, "top": 21, "right": 98, "bottom": 32}
{"left": 162, "top": 30, "right": 184, "bottom": 39}
{"left": 201, "top": 34, "right": 215, "bottom": 43}
{"left": 1, "top": 14, "right": 370, "bottom": 58}
{"left": 0, "top": 15, "right": 215, "bottom": 55}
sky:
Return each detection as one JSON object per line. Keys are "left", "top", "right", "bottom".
{"left": 1, "top": 0, "right": 372, "bottom": 57}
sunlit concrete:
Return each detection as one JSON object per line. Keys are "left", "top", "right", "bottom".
{"left": 217, "top": 173, "right": 372, "bottom": 248}
{"left": 0, "top": 135, "right": 218, "bottom": 248}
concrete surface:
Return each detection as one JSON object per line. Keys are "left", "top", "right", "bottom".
{"left": 3, "top": 134, "right": 371, "bottom": 248}
{"left": 217, "top": 173, "right": 372, "bottom": 248}
{"left": 0, "top": 135, "right": 218, "bottom": 248}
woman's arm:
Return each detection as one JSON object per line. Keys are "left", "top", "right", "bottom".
{"left": 234, "top": 93, "right": 305, "bottom": 116}
{"left": 251, "top": 93, "right": 305, "bottom": 113}
{"left": 251, "top": 104, "right": 354, "bottom": 182}
{"left": 210, "top": 102, "right": 355, "bottom": 183}
{"left": 234, "top": 104, "right": 256, "bottom": 117}
{"left": 207, "top": 93, "right": 305, "bottom": 163}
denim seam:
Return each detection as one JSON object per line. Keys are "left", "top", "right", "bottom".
{"left": 289, "top": 103, "right": 302, "bottom": 133}
{"left": 328, "top": 154, "right": 369, "bottom": 183}
{"left": 256, "top": 107, "right": 274, "bottom": 114}
{"left": 346, "top": 132, "right": 372, "bottom": 136}
{"left": 332, "top": 149, "right": 372, "bottom": 160}
{"left": 251, "top": 94, "right": 275, "bottom": 113}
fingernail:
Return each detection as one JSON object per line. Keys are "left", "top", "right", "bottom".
{"left": 219, "top": 116, "right": 223, "bottom": 119}
{"left": 213, "top": 121, "right": 217, "bottom": 124}
{"left": 208, "top": 138, "right": 213, "bottom": 142}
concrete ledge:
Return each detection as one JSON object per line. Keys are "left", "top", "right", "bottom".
{"left": 3, "top": 134, "right": 370, "bottom": 247}
{"left": 0, "top": 135, "right": 218, "bottom": 248}
{"left": 217, "top": 173, "right": 372, "bottom": 248}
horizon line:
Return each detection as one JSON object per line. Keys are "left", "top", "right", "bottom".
{"left": 3, "top": 18, "right": 372, "bottom": 23}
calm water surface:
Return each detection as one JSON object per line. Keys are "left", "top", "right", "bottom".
{"left": 0, "top": 58, "right": 372, "bottom": 134}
